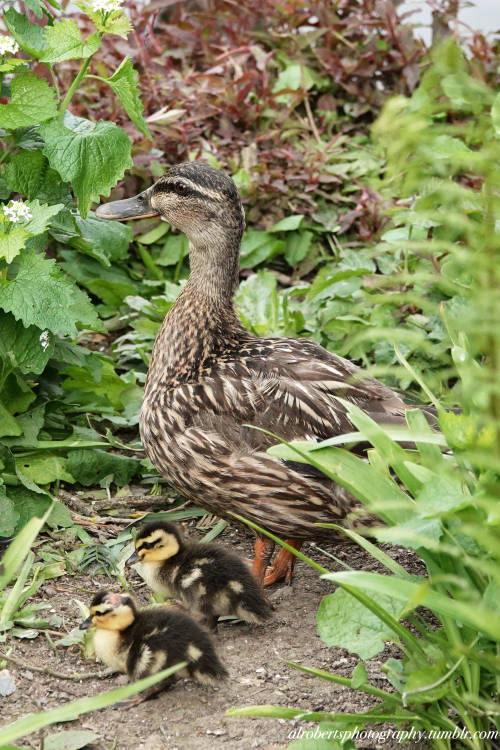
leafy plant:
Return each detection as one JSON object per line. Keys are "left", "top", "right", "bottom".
{"left": 0, "top": 0, "right": 152, "bottom": 529}
{"left": 228, "top": 40, "right": 500, "bottom": 750}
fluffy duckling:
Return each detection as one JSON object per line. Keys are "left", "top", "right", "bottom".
{"left": 129, "top": 521, "right": 273, "bottom": 631}
{"left": 80, "top": 590, "right": 227, "bottom": 703}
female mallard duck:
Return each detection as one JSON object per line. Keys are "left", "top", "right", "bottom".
{"left": 128, "top": 520, "right": 272, "bottom": 630}
{"left": 80, "top": 590, "right": 227, "bottom": 704}
{"left": 96, "top": 162, "right": 408, "bottom": 584}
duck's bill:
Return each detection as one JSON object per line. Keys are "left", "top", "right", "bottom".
{"left": 79, "top": 615, "right": 94, "bottom": 630}
{"left": 126, "top": 551, "right": 140, "bottom": 566}
{"left": 96, "top": 189, "right": 158, "bottom": 221}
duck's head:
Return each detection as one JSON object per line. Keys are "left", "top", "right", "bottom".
{"left": 80, "top": 590, "right": 136, "bottom": 631}
{"left": 96, "top": 161, "right": 245, "bottom": 249}
{"left": 127, "top": 521, "right": 184, "bottom": 565}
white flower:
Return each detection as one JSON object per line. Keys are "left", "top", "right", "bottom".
{"left": 3, "top": 200, "right": 32, "bottom": 223}
{"left": 91, "top": 0, "right": 123, "bottom": 12}
{"left": 0, "top": 36, "right": 19, "bottom": 56}
{"left": 39, "top": 330, "right": 50, "bottom": 352}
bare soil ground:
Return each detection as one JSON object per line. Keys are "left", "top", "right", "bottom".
{"left": 2, "top": 524, "right": 428, "bottom": 750}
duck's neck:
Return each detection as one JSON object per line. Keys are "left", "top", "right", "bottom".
{"left": 145, "top": 237, "right": 249, "bottom": 391}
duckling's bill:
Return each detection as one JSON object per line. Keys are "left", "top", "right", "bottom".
{"left": 96, "top": 188, "right": 158, "bottom": 221}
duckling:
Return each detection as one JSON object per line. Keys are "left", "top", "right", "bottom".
{"left": 80, "top": 590, "right": 227, "bottom": 704}
{"left": 128, "top": 521, "right": 272, "bottom": 631}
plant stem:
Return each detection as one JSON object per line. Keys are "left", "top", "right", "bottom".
{"left": 58, "top": 44, "right": 101, "bottom": 120}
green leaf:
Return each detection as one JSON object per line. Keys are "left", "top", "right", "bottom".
{"left": 403, "top": 663, "right": 449, "bottom": 704}
{"left": 269, "top": 214, "right": 304, "bottom": 232}
{"left": 284, "top": 230, "right": 313, "bottom": 266}
{"left": 317, "top": 589, "right": 404, "bottom": 660}
{"left": 71, "top": 212, "right": 132, "bottom": 266}
{"left": 0, "top": 200, "right": 64, "bottom": 262}
{"left": 0, "top": 311, "right": 54, "bottom": 375}
{"left": 0, "top": 485, "right": 19, "bottom": 537}
{"left": 44, "top": 731, "right": 99, "bottom": 750}
{"left": 492, "top": 92, "right": 500, "bottom": 137}
{"left": 62, "top": 357, "right": 133, "bottom": 410}
{"left": 15, "top": 454, "right": 75, "bottom": 485}
{"left": 351, "top": 662, "right": 368, "bottom": 688}
{"left": 156, "top": 233, "right": 188, "bottom": 266}
{"left": 66, "top": 448, "right": 141, "bottom": 486}
{"left": 3, "top": 8, "right": 47, "bottom": 58}
{"left": 415, "top": 475, "right": 470, "bottom": 517}
{"left": 324, "top": 571, "right": 500, "bottom": 641}
{"left": 41, "top": 112, "right": 132, "bottom": 218}
{"left": 0, "top": 251, "right": 98, "bottom": 335}
{"left": 0, "top": 664, "right": 185, "bottom": 746}
{"left": 0, "top": 226, "right": 30, "bottom": 263}
{"left": 41, "top": 20, "right": 100, "bottom": 63}
{"left": 0, "top": 74, "right": 57, "bottom": 130}
{"left": 0, "top": 504, "right": 53, "bottom": 589}
{"left": 240, "top": 230, "right": 284, "bottom": 269}
{"left": 4, "top": 150, "right": 72, "bottom": 206}
{"left": 3, "top": 404, "right": 46, "bottom": 448}
{"left": 107, "top": 58, "right": 151, "bottom": 138}
{"left": 0, "top": 402, "right": 22, "bottom": 438}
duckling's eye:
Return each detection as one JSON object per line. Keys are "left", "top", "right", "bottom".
{"left": 174, "top": 182, "right": 188, "bottom": 196}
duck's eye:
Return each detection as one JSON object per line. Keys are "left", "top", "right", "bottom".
{"left": 174, "top": 182, "right": 188, "bottom": 196}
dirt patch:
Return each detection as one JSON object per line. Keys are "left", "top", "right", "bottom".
{"left": 2, "top": 525, "right": 427, "bottom": 750}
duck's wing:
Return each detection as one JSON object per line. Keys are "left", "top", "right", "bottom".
{"left": 189, "top": 336, "right": 406, "bottom": 449}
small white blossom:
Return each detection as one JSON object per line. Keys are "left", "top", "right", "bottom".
{"left": 3, "top": 200, "right": 32, "bottom": 223}
{"left": 39, "top": 330, "right": 50, "bottom": 352}
{"left": 0, "top": 36, "right": 19, "bottom": 56}
{"left": 91, "top": 0, "right": 123, "bottom": 12}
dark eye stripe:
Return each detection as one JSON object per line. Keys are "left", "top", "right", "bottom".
{"left": 136, "top": 539, "right": 159, "bottom": 551}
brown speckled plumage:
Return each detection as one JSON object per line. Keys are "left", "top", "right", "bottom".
{"left": 98, "top": 162, "right": 408, "bottom": 577}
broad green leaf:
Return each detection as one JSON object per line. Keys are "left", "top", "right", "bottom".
{"left": 372, "top": 517, "right": 443, "bottom": 550}
{"left": 137, "top": 222, "right": 168, "bottom": 244}
{"left": 15, "top": 454, "right": 75, "bottom": 485}
{"left": 41, "top": 112, "right": 132, "bottom": 218}
{"left": 156, "top": 234, "right": 188, "bottom": 266}
{"left": 0, "top": 226, "right": 30, "bottom": 263}
{"left": 41, "top": 20, "right": 100, "bottom": 63}
{"left": 2, "top": 404, "right": 46, "bottom": 448}
{"left": 415, "top": 476, "right": 470, "bottom": 517}
{"left": 0, "top": 200, "right": 63, "bottom": 262}
{"left": 269, "top": 214, "right": 304, "bottom": 232}
{"left": 4, "top": 150, "right": 72, "bottom": 206}
{"left": 0, "top": 402, "right": 22, "bottom": 437}
{"left": 107, "top": 58, "right": 151, "bottom": 138}
{"left": 0, "top": 74, "right": 57, "bottom": 130}
{"left": 66, "top": 448, "right": 141, "bottom": 486}
{"left": 317, "top": 589, "right": 404, "bottom": 659}
{"left": 0, "top": 312, "right": 54, "bottom": 375}
{"left": 71, "top": 212, "right": 132, "bottom": 266}
{"left": 0, "top": 251, "right": 98, "bottom": 335}
{"left": 324, "top": 571, "right": 500, "bottom": 641}
{"left": 0, "top": 485, "right": 19, "bottom": 537}
{"left": 3, "top": 8, "right": 47, "bottom": 57}
{"left": 284, "top": 230, "right": 313, "bottom": 265}
{"left": 63, "top": 357, "right": 133, "bottom": 410}
{"left": 240, "top": 230, "right": 284, "bottom": 268}
{"left": 403, "top": 663, "right": 449, "bottom": 704}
